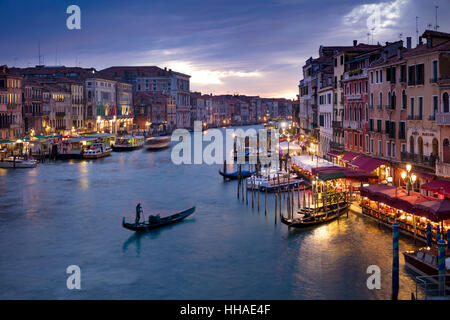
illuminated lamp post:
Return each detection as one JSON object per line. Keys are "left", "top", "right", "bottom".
{"left": 400, "top": 164, "right": 416, "bottom": 196}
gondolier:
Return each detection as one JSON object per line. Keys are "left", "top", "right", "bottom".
{"left": 135, "top": 203, "right": 143, "bottom": 224}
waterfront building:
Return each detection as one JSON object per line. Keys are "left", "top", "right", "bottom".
{"left": 84, "top": 77, "right": 117, "bottom": 133}
{"left": 343, "top": 44, "right": 391, "bottom": 155}
{"left": 318, "top": 70, "right": 334, "bottom": 157}
{"left": 98, "top": 66, "right": 191, "bottom": 129}
{"left": 0, "top": 65, "right": 23, "bottom": 140}
{"left": 115, "top": 81, "right": 134, "bottom": 133}
{"left": 331, "top": 41, "right": 382, "bottom": 154}
{"left": 417, "top": 31, "right": 450, "bottom": 180}
{"left": 23, "top": 79, "right": 43, "bottom": 135}
{"left": 134, "top": 92, "right": 176, "bottom": 133}
{"left": 41, "top": 84, "right": 71, "bottom": 134}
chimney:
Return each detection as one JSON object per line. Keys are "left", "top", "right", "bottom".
{"left": 406, "top": 37, "right": 412, "bottom": 50}
{"left": 353, "top": 40, "right": 357, "bottom": 47}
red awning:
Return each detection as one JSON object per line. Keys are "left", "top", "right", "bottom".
{"left": 327, "top": 151, "right": 344, "bottom": 158}
{"left": 421, "top": 178, "right": 450, "bottom": 195}
{"left": 415, "top": 200, "right": 450, "bottom": 222}
{"left": 360, "top": 184, "right": 438, "bottom": 219}
{"left": 341, "top": 152, "right": 360, "bottom": 163}
{"left": 349, "top": 155, "right": 386, "bottom": 173}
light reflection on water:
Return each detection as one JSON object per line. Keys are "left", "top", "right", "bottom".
{"left": 0, "top": 126, "right": 423, "bottom": 299}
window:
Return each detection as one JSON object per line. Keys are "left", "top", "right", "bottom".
{"left": 371, "top": 72, "right": 374, "bottom": 84}
{"left": 379, "top": 92, "right": 382, "bottom": 108}
{"left": 410, "top": 97, "right": 415, "bottom": 117}
{"left": 365, "top": 104, "right": 369, "bottom": 122}
{"left": 370, "top": 139, "right": 374, "bottom": 153}
{"left": 408, "top": 65, "right": 415, "bottom": 85}
{"left": 402, "top": 90, "right": 407, "bottom": 109}
{"left": 387, "top": 142, "right": 391, "bottom": 157}
{"left": 354, "top": 134, "right": 357, "bottom": 146}
{"left": 392, "top": 143, "right": 396, "bottom": 158}
{"left": 418, "top": 97, "right": 423, "bottom": 119}
{"left": 377, "top": 119, "right": 382, "bottom": 133}
{"left": 399, "top": 122, "right": 406, "bottom": 140}
{"left": 378, "top": 140, "right": 382, "bottom": 155}
{"left": 360, "top": 134, "right": 362, "bottom": 147}
{"left": 380, "top": 70, "right": 383, "bottom": 82}
{"left": 443, "top": 92, "right": 449, "bottom": 113}
{"left": 376, "top": 71, "right": 379, "bottom": 83}
{"left": 416, "top": 64, "right": 425, "bottom": 85}
{"left": 366, "top": 135, "right": 369, "bottom": 152}
{"left": 400, "top": 65, "right": 406, "bottom": 82}
{"left": 340, "top": 56, "right": 343, "bottom": 65}
{"left": 432, "top": 60, "right": 438, "bottom": 82}
{"left": 433, "top": 96, "right": 438, "bottom": 118}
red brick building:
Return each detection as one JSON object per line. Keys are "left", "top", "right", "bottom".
{"left": 0, "top": 65, "right": 23, "bottom": 140}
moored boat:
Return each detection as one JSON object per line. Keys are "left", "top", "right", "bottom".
{"left": 281, "top": 203, "right": 349, "bottom": 228}
{"left": 0, "top": 157, "right": 37, "bottom": 168}
{"left": 112, "top": 136, "right": 145, "bottom": 151}
{"left": 403, "top": 247, "right": 450, "bottom": 278}
{"left": 145, "top": 135, "right": 171, "bottom": 150}
{"left": 122, "top": 206, "right": 195, "bottom": 232}
{"left": 246, "top": 170, "right": 303, "bottom": 192}
{"left": 219, "top": 170, "right": 255, "bottom": 180}
{"left": 82, "top": 143, "right": 112, "bottom": 159}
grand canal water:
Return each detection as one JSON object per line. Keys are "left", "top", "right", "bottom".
{"left": 0, "top": 126, "right": 423, "bottom": 299}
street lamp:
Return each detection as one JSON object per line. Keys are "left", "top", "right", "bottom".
{"left": 287, "top": 136, "right": 290, "bottom": 157}
{"left": 401, "top": 164, "right": 417, "bottom": 196}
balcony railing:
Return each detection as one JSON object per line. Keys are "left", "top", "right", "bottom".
{"left": 436, "top": 162, "right": 450, "bottom": 178}
{"left": 401, "top": 152, "right": 436, "bottom": 168}
{"left": 435, "top": 112, "right": 450, "bottom": 125}
{"left": 56, "top": 112, "right": 66, "bottom": 117}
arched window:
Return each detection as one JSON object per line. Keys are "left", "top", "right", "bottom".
{"left": 432, "top": 138, "right": 438, "bottom": 159}
{"left": 418, "top": 137, "right": 424, "bottom": 159}
{"left": 444, "top": 92, "right": 449, "bottom": 113}
{"left": 409, "top": 136, "right": 415, "bottom": 154}
{"left": 443, "top": 138, "right": 450, "bottom": 163}
{"left": 388, "top": 92, "right": 391, "bottom": 108}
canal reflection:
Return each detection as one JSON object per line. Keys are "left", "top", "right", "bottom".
{"left": 0, "top": 126, "right": 424, "bottom": 299}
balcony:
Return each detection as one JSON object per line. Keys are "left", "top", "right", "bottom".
{"left": 7, "top": 103, "right": 19, "bottom": 109}
{"left": 436, "top": 162, "right": 450, "bottom": 178}
{"left": 56, "top": 112, "right": 66, "bottom": 117}
{"left": 346, "top": 93, "right": 362, "bottom": 100}
{"left": 401, "top": 152, "right": 436, "bottom": 168}
{"left": 376, "top": 104, "right": 383, "bottom": 110}
{"left": 435, "top": 112, "right": 450, "bottom": 125}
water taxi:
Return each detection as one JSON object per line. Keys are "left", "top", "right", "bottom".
{"left": 112, "top": 136, "right": 145, "bottom": 151}
{"left": 145, "top": 136, "right": 171, "bottom": 150}
{"left": 82, "top": 143, "right": 112, "bottom": 159}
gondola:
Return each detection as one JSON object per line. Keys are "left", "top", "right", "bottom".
{"left": 218, "top": 170, "right": 255, "bottom": 180}
{"left": 281, "top": 203, "right": 349, "bottom": 228}
{"left": 122, "top": 206, "right": 195, "bottom": 232}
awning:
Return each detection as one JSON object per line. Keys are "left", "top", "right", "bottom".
{"left": 360, "top": 184, "right": 437, "bottom": 218}
{"left": 0, "top": 140, "right": 15, "bottom": 144}
{"left": 341, "top": 152, "right": 360, "bottom": 163}
{"left": 358, "top": 158, "right": 386, "bottom": 174}
{"left": 421, "top": 178, "right": 450, "bottom": 195}
{"left": 414, "top": 200, "right": 450, "bottom": 222}
{"left": 312, "top": 166, "right": 377, "bottom": 181}
{"left": 327, "top": 151, "right": 344, "bottom": 158}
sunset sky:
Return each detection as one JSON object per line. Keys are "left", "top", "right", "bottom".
{"left": 1, "top": 0, "right": 449, "bottom": 99}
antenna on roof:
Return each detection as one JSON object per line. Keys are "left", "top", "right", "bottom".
{"left": 435, "top": 6, "right": 440, "bottom": 31}
{"left": 371, "top": 27, "right": 375, "bottom": 45}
